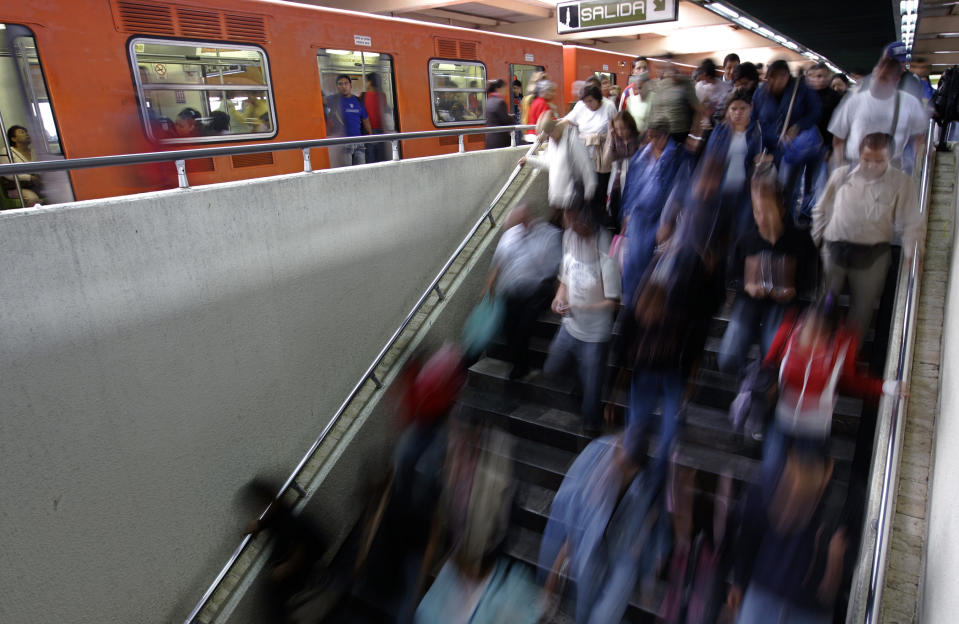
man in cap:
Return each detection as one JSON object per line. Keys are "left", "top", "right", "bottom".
{"left": 829, "top": 42, "right": 929, "bottom": 173}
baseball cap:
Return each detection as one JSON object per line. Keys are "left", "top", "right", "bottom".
{"left": 882, "top": 41, "right": 910, "bottom": 63}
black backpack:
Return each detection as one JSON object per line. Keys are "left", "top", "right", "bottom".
{"left": 933, "top": 66, "right": 959, "bottom": 124}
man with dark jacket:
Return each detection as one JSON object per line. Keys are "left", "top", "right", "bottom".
{"left": 752, "top": 60, "right": 822, "bottom": 224}
{"left": 484, "top": 79, "right": 513, "bottom": 149}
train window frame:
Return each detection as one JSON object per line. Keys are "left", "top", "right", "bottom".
{"left": 128, "top": 37, "right": 278, "bottom": 145}
{"left": 0, "top": 22, "right": 75, "bottom": 206}
{"left": 428, "top": 59, "right": 487, "bottom": 128}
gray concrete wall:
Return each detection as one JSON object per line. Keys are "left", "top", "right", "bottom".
{"left": 921, "top": 162, "right": 959, "bottom": 623}
{"left": 0, "top": 147, "right": 527, "bottom": 624}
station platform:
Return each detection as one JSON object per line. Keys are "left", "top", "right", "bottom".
{"left": 1, "top": 141, "right": 956, "bottom": 624}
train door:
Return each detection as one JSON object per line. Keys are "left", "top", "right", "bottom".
{"left": 0, "top": 24, "right": 73, "bottom": 208}
{"left": 316, "top": 50, "right": 398, "bottom": 165}
{"left": 509, "top": 63, "right": 544, "bottom": 121}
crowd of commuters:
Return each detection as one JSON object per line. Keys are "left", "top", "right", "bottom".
{"left": 237, "top": 41, "right": 933, "bottom": 624}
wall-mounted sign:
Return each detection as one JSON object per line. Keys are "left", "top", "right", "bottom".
{"left": 602, "top": 64, "right": 609, "bottom": 71}
{"left": 524, "top": 53, "right": 535, "bottom": 62}
{"left": 556, "top": 0, "right": 678, "bottom": 34}
{"left": 354, "top": 34, "right": 372, "bottom": 47}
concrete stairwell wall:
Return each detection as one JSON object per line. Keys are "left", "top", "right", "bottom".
{"left": 0, "top": 147, "right": 531, "bottom": 624}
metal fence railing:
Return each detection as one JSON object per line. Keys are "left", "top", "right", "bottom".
{"left": 0, "top": 124, "right": 534, "bottom": 206}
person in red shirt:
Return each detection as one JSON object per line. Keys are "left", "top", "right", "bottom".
{"left": 759, "top": 294, "right": 900, "bottom": 475}
{"left": 362, "top": 72, "right": 389, "bottom": 163}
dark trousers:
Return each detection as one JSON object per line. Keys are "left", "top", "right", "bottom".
{"left": 502, "top": 280, "right": 553, "bottom": 377}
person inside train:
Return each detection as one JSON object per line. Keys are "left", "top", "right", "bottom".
{"left": 207, "top": 111, "right": 231, "bottom": 136}
{"left": 239, "top": 92, "right": 271, "bottom": 132}
{"left": 484, "top": 78, "right": 513, "bottom": 149}
{"left": 520, "top": 111, "right": 595, "bottom": 212}
{"left": 324, "top": 74, "right": 371, "bottom": 167}
{"left": 647, "top": 58, "right": 705, "bottom": 148}
{"left": 830, "top": 73, "right": 850, "bottom": 96}
{"left": 538, "top": 432, "right": 670, "bottom": 624}
{"left": 718, "top": 162, "right": 817, "bottom": 376}
{"left": 828, "top": 45, "right": 928, "bottom": 175}
{"left": 723, "top": 53, "right": 741, "bottom": 83}
{"left": 1, "top": 125, "right": 43, "bottom": 206}
{"left": 363, "top": 72, "right": 389, "bottom": 163}
{"left": 566, "top": 84, "right": 617, "bottom": 224}
{"left": 543, "top": 206, "right": 620, "bottom": 437}
{"left": 812, "top": 132, "right": 924, "bottom": 336}
{"left": 524, "top": 79, "right": 558, "bottom": 142}
{"left": 510, "top": 78, "right": 523, "bottom": 122}
{"left": 173, "top": 107, "right": 204, "bottom": 138}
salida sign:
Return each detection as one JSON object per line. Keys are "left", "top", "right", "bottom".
{"left": 556, "top": 0, "right": 677, "bottom": 34}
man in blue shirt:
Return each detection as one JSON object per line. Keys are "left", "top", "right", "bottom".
{"left": 324, "top": 74, "right": 372, "bottom": 167}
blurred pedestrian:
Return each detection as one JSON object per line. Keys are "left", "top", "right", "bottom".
{"left": 519, "top": 112, "right": 596, "bottom": 213}
{"left": 543, "top": 207, "right": 620, "bottom": 435}
{"left": 718, "top": 165, "right": 817, "bottom": 375}
{"left": 566, "top": 84, "right": 617, "bottom": 224}
{"left": 538, "top": 434, "right": 670, "bottom": 623}
{"left": 483, "top": 203, "right": 561, "bottom": 380}
{"left": 606, "top": 110, "right": 642, "bottom": 230}
{"left": 813, "top": 132, "right": 923, "bottom": 335}
{"left": 524, "top": 78, "right": 558, "bottom": 142}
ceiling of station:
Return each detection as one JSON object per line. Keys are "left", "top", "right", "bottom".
{"left": 300, "top": 0, "right": 907, "bottom": 73}
{"left": 916, "top": 0, "right": 959, "bottom": 71}
{"left": 726, "top": 0, "right": 897, "bottom": 73}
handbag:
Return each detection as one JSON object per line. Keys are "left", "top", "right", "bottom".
{"left": 462, "top": 295, "right": 505, "bottom": 360}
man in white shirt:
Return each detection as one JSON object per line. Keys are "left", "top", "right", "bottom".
{"left": 520, "top": 112, "right": 597, "bottom": 213}
{"left": 828, "top": 48, "right": 928, "bottom": 174}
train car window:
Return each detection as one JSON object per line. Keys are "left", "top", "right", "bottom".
{"left": 129, "top": 39, "right": 277, "bottom": 144}
{"left": 316, "top": 49, "right": 399, "bottom": 161}
{"left": 429, "top": 60, "right": 486, "bottom": 127}
{"left": 594, "top": 72, "right": 616, "bottom": 85}
{"left": 0, "top": 24, "right": 73, "bottom": 208}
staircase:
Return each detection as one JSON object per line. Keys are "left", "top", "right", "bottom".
{"left": 460, "top": 289, "right": 876, "bottom": 622}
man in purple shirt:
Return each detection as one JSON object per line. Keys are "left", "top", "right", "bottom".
{"left": 324, "top": 74, "right": 372, "bottom": 167}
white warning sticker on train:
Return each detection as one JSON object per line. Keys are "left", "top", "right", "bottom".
{"left": 354, "top": 35, "right": 372, "bottom": 47}
{"left": 525, "top": 53, "right": 535, "bottom": 62}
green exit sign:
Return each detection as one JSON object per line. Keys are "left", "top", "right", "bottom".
{"left": 556, "top": 0, "right": 678, "bottom": 34}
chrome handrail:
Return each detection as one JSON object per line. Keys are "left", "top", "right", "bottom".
{"left": 861, "top": 118, "right": 936, "bottom": 623}
{"left": 182, "top": 136, "right": 542, "bottom": 624}
{"left": 0, "top": 124, "right": 533, "bottom": 197}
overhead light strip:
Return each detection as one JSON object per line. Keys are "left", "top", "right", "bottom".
{"left": 704, "top": 1, "right": 849, "bottom": 75}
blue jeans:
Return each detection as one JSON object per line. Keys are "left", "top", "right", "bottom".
{"left": 779, "top": 151, "right": 826, "bottom": 223}
{"left": 627, "top": 370, "right": 685, "bottom": 464}
{"left": 543, "top": 326, "right": 608, "bottom": 430}
{"left": 330, "top": 142, "right": 366, "bottom": 167}
{"left": 737, "top": 584, "right": 831, "bottom": 624}
{"left": 717, "top": 296, "right": 786, "bottom": 375}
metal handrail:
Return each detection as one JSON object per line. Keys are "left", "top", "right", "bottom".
{"left": 182, "top": 136, "right": 543, "bottom": 624}
{"left": 0, "top": 124, "right": 533, "bottom": 200}
{"left": 861, "top": 118, "right": 937, "bottom": 623}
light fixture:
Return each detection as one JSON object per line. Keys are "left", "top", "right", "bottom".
{"left": 708, "top": 2, "right": 740, "bottom": 19}
{"left": 738, "top": 17, "right": 759, "bottom": 29}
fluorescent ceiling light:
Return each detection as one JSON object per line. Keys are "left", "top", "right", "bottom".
{"left": 738, "top": 17, "right": 759, "bottom": 29}
{"left": 709, "top": 3, "right": 740, "bottom": 19}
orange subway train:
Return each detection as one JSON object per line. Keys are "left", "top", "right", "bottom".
{"left": 0, "top": 0, "right": 663, "bottom": 204}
